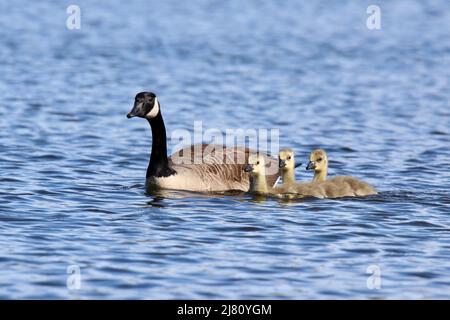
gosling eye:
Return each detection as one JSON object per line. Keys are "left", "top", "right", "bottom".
{"left": 287, "top": 156, "right": 291, "bottom": 160}
{"left": 256, "top": 161, "right": 260, "bottom": 165}
{"left": 317, "top": 158, "right": 323, "bottom": 162}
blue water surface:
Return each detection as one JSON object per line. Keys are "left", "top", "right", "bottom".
{"left": 0, "top": 0, "right": 449, "bottom": 299}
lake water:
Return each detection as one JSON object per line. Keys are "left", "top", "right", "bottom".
{"left": 0, "top": 0, "right": 449, "bottom": 299}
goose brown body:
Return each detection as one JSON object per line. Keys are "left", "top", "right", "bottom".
{"left": 154, "top": 145, "right": 279, "bottom": 192}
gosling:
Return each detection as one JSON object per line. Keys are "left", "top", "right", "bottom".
{"left": 244, "top": 153, "right": 278, "bottom": 195}
{"left": 278, "top": 149, "right": 326, "bottom": 198}
{"left": 306, "top": 149, "right": 377, "bottom": 197}
{"left": 244, "top": 153, "right": 302, "bottom": 196}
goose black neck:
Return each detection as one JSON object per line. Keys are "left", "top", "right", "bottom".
{"left": 146, "top": 112, "right": 174, "bottom": 178}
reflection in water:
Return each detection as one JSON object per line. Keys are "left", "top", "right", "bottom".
{"left": 146, "top": 196, "right": 166, "bottom": 208}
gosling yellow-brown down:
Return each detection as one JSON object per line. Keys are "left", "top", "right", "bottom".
{"left": 244, "top": 153, "right": 303, "bottom": 196}
{"left": 278, "top": 149, "right": 326, "bottom": 198}
{"left": 244, "top": 154, "right": 272, "bottom": 194}
{"left": 306, "top": 149, "right": 377, "bottom": 197}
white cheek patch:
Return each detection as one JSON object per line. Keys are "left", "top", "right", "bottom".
{"left": 146, "top": 97, "right": 160, "bottom": 119}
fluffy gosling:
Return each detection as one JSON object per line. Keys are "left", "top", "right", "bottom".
{"left": 306, "top": 149, "right": 377, "bottom": 197}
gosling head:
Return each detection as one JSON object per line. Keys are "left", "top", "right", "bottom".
{"left": 244, "top": 154, "right": 266, "bottom": 175}
{"left": 278, "top": 149, "right": 294, "bottom": 171}
{"left": 127, "top": 92, "right": 160, "bottom": 119}
{"left": 306, "top": 149, "right": 328, "bottom": 172}
{"left": 278, "top": 148, "right": 302, "bottom": 171}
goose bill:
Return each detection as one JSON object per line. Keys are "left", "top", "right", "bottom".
{"left": 306, "top": 161, "right": 316, "bottom": 170}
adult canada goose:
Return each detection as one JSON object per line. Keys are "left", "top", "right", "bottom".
{"left": 306, "top": 149, "right": 377, "bottom": 197}
{"left": 278, "top": 149, "right": 326, "bottom": 198}
{"left": 127, "top": 92, "right": 279, "bottom": 192}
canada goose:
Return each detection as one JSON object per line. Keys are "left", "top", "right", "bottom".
{"left": 306, "top": 149, "right": 377, "bottom": 197}
{"left": 278, "top": 149, "right": 326, "bottom": 198}
{"left": 127, "top": 92, "right": 279, "bottom": 192}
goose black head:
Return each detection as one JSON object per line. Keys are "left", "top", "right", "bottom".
{"left": 127, "top": 92, "right": 160, "bottom": 119}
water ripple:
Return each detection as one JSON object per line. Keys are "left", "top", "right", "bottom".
{"left": 0, "top": 0, "right": 449, "bottom": 299}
